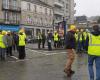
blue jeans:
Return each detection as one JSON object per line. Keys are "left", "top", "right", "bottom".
{"left": 88, "top": 55, "right": 100, "bottom": 80}
{"left": 0, "top": 48, "right": 2, "bottom": 56}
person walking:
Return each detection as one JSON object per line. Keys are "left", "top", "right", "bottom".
{"left": 88, "top": 25, "right": 100, "bottom": 80}
{"left": 18, "top": 31, "right": 26, "bottom": 59}
{"left": 64, "top": 25, "right": 76, "bottom": 77}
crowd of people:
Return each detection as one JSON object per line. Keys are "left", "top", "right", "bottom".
{"left": 64, "top": 24, "right": 100, "bottom": 80}
{"left": 0, "top": 24, "right": 100, "bottom": 80}
{"left": 37, "top": 27, "right": 90, "bottom": 53}
{"left": 37, "top": 30, "right": 65, "bottom": 51}
{"left": 0, "top": 30, "right": 26, "bottom": 61}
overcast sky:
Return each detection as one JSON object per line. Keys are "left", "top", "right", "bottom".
{"left": 75, "top": 0, "right": 100, "bottom": 17}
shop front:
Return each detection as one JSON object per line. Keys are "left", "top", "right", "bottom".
{"left": 0, "top": 25, "right": 19, "bottom": 32}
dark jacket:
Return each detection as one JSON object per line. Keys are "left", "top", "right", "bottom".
{"left": 66, "top": 31, "right": 76, "bottom": 49}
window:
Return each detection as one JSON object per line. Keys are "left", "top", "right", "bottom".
{"left": 11, "top": 12, "right": 17, "bottom": 23}
{"left": 12, "top": 0, "right": 17, "bottom": 9}
{"left": 40, "top": 6, "right": 42, "bottom": 13}
{"left": 27, "top": 15, "right": 32, "bottom": 24}
{"left": 45, "top": 8, "right": 47, "bottom": 14}
{"left": 42, "top": 29, "right": 45, "bottom": 34}
{"left": 27, "top": 3, "right": 31, "bottom": 11}
{"left": 50, "top": 9, "right": 52, "bottom": 15}
{"left": 36, "top": 29, "right": 40, "bottom": 36}
{"left": 34, "top": 5, "right": 37, "bottom": 12}
{"left": 3, "top": 0, "right": 9, "bottom": 9}
{"left": 4, "top": 11, "right": 9, "bottom": 21}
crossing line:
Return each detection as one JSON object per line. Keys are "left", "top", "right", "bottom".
{"left": 29, "top": 49, "right": 66, "bottom": 56}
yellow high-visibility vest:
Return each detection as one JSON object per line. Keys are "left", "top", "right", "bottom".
{"left": 19, "top": 34, "right": 26, "bottom": 46}
{"left": 75, "top": 33, "right": 78, "bottom": 41}
{"left": 0, "top": 34, "right": 6, "bottom": 48}
{"left": 54, "top": 34, "right": 58, "bottom": 41}
{"left": 83, "top": 32, "right": 88, "bottom": 40}
{"left": 88, "top": 33, "right": 100, "bottom": 56}
{"left": 79, "top": 33, "right": 83, "bottom": 41}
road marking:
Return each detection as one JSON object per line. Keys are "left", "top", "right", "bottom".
{"left": 8, "top": 58, "right": 30, "bottom": 63}
{"left": 10, "top": 56, "right": 18, "bottom": 60}
{"left": 28, "top": 49, "right": 66, "bottom": 56}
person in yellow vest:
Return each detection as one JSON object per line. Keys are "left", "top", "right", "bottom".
{"left": 37, "top": 31, "right": 42, "bottom": 49}
{"left": 18, "top": 31, "right": 26, "bottom": 59}
{"left": 75, "top": 29, "right": 79, "bottom": 52}
{"left": 77, "top": 29, "right": 84, "bottom": 53}
{"left": 53, "top": 31, "right": 59, "bottom": 48}
{"left": 0, "top": 30, "right": 2, "bottom": 60}
{"left": 83, "top": 30, "right": 89, "bottom": 52}
{"left": 88, "top": 25, "right": 100, "bottom": 80}
{"left": 0, "top": 30, "right": 7, "bottom": 60}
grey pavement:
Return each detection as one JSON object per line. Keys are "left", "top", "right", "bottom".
{"left": 0, "top": 44, "right": 89, "bottom": 80}
{"left": 26, "top": 43, "right": 65, "bottom": 50}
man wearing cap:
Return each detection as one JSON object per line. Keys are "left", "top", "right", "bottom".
{"left": 64, "top": 25, "right": 76, "bottom": 77}
{"left": 88, "top": 25, "right": 100, "bottom": 80}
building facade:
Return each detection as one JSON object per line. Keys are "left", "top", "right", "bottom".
{"left": 39, "top": 0, "right": 76, "bottom": 24}
{"left": 68, "top": 0, "right": 76, "bottom": 24}
{"left": 0, "top": 0, "right": 21, "bottom": 31}
{"left": 21, "top": 0, "right": 53, "bottom": 37}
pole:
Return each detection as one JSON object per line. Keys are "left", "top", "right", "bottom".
{"left": 63, "top": 17, "right": 66, "bottom": 41}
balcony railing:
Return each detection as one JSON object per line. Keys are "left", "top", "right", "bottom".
{"left": 2, "top": 4, "right": 21, "bottom": 12}
{"left": 54, "top": 1, "right": 63, "bottom": 7}
{"left": 54, "top": 9, "right": 63, "bottom": 16}
{"left": 0, "top": 18, "right": 20, "bottom": 25}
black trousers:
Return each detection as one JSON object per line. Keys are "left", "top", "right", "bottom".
{"left": 18, "top": 46, "right": 25, "bottom": 59}
{"left": 42, "top": 41, "right": 45, "bottom": 48}
{"left": 38, "top": 39, "right": 41, "bottom": 49}
{"left": 54, "top": 41, "right": 58, "bottom": 48}
{"left": 7, "top": 46, "right": 12, "bottom": 56}
{"left": 48, "top": 42, "right": 52, "bottom": 51}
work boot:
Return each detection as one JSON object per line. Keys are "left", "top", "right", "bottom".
{"left": 70, "top": 70, "right": 75, "bottom": 74}
{"left": 64, "top": 69, "right": 75, "bottom": 77}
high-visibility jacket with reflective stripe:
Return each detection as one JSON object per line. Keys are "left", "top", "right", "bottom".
{"left": 88, "top": 33, "right": 100, "bottom": 56}
{"left": 54, "top": 34, "right": 58, "bottom": 41}
{"left": 19, "top": 34, "right": 26, "bottom": 46}
{"left": 0, "top": 34, "right": 6, "bottom": 48}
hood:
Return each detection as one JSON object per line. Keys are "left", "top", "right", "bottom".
{"left": 69, "top": 30, "right": 75, "bottom": 34}
{"left": 91, "top": 31, "right": 100, "bottom": 36}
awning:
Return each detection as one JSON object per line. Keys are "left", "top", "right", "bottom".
{"left": 0, "top": 25, "right": 19, "bottom": 31}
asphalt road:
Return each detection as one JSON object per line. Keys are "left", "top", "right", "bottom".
{"left": 0, "top": 44, "right": 89, "bottom": 80}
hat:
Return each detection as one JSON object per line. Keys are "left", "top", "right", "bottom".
{"left": 2, "top": 31, "right": 7, "bottom": 35}
{"left": 69, "top": 25, "right": 76, "bottom": 31}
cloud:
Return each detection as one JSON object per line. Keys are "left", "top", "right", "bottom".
{"left": 75, "top": 0, "right": 100, "bottom": 17}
